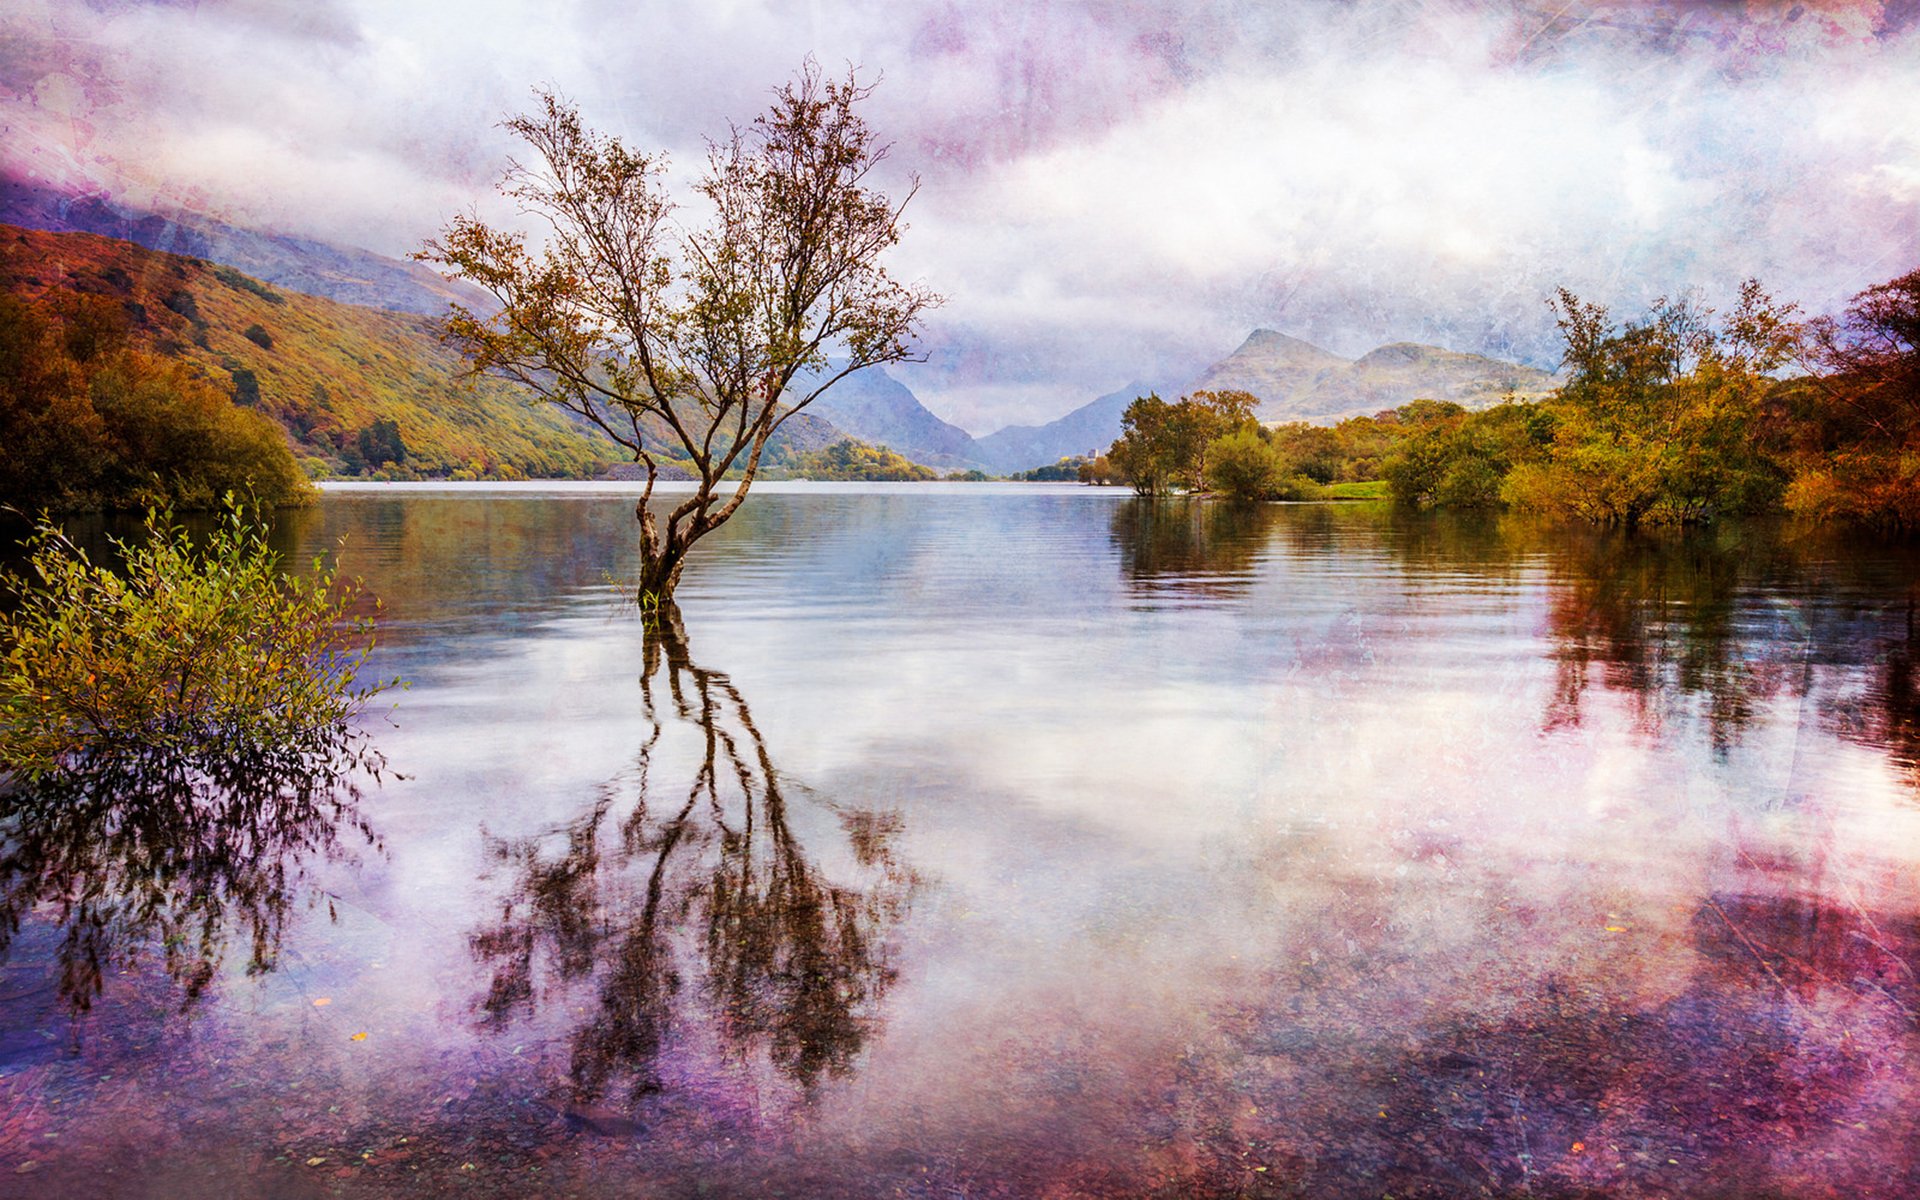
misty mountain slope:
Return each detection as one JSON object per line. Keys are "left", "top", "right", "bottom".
{"left": 1187, "top": 330, "right": 1558, "bottom": 423}
{"left": 1292, "top": 342, "right": 1559, "bottom": 420}
{"left": 0, "top": 224, "right": 622, "bottom": 478}
{"left": 1188, "top": 330, "right": 1353, "bottom": 415}
{"left": 0, "top": 224, "right": 866, "bottom": 480}
{"left": 0, "top": 169, "right": 488, "bottom": 318}
{"left": 798, "top": 367, "right": 989, "bottom": 470}
{"left": 973, "top": 385, "right": 1153, "bottom": 474}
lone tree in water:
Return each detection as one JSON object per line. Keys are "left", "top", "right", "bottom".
{"left": 420, "top": 64, "right": 936, "bottom": 611}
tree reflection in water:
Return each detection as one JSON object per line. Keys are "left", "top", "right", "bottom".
{"left": 1831, "top": 588, "right": 1920, "bottom": 786}
{"left": 1535, "top": 523, "right": 1920, "bottom": 774}
{"left": 0, "top": 745, "right": 377, "bottom": 1013}
{"left": 1541, "top": 529, "right": 1787, "bottom": 753}
{"left": 470, "top": 612, "right": 912, "bottom": 1111}
{"left": 1108, "top": 497, "right": 1278, "bottom": 599}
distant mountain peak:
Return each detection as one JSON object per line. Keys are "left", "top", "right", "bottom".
{"left": 972, "top": 383, "right": 1156, "bottom": 474}
{"left": 1193, "top": 330, "right": 1557, "bottom": 423}
{"left": 1353, "top": 341, "right": 1431, "bottom": 365}
{"left": 1229, "top": 329, "right": 1352, "bottom": 366}
{"left": 791, "top": 363, "right": 989, "bottom": 471}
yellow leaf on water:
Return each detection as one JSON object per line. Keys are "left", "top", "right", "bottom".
{"left": 306, "top": 1158, "right": 327, "bottom": 1166}
{"left": 351, "top": 1032, "right": 368, "bottom": 1041}
{"left": 312, "top": 998, "right": 331, "bottom": 1006}
{"left": 1604, "top": 926, "right": 1628, "bottom": 933}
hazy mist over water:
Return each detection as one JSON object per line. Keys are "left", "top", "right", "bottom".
{"left": 3, "top": 485, "right": 1918, "bottom": 1197}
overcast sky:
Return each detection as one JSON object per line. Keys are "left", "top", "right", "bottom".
{"left": 4, "top": 0, "right": 1918, "bottom": 432}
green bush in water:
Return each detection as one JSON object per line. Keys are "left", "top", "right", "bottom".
{"left": 0, "top": 499, "right": 394, "bottom": 779}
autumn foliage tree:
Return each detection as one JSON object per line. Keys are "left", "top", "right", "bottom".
{"left": 0, "top": 294, "right": 309, "bottom": 512}
{"left": 1108, "top": 390, "right": 1259, "bottom": 495}
{"left": 1788, "top": 268, "right": 1920, "bottom": 529}
{"left": 421, "top": 64, "right": 937, "bottom": 611}
{"left": 1501, "top": 283, "right": 1795, "bottom": 528}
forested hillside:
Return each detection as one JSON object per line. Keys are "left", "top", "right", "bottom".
{"left": 0, "top": 225, "right": 621, "bottom": 482}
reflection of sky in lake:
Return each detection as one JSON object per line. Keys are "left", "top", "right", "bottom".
{"left": 3, "top": 483, "right": 1918, "bottom": 1197}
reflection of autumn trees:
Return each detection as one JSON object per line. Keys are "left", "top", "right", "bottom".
{"left": 1528, "top": 525, "right": 1920, "bottom": 776}
{"left": 1325, "top": 509, "right": 1920, "bottom": 781}
{"left": 1830, "top": 592, "right": 1920, "bottom": 785}
{"left": 470, "top": 614, "right": 912, "bottom": 1107}
{"left": 0, "top": 747, "right": 374, "bottom": 1013}
{"left": 1108, "top": 498, "right": 1279, "bottom": 597}
{"left": 1542, "top": 529, "right": 1783, "bottom": 750}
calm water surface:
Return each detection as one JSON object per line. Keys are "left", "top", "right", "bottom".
{"left": 3, "top": 483, "right": 1919, "bottom": 1198}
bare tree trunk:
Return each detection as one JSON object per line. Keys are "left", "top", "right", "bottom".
{"left": 636, "top": 542, "right": 685, "bottom": 615}
{"left": 635, "top": 496, "right": 680, "bottom": 616}
{"left": 635, "top": 441, "right": 766, "bottom": 614}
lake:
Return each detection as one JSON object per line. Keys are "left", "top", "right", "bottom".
{"left": 4, "top": 482, "right": 1919, "bottom": 1198}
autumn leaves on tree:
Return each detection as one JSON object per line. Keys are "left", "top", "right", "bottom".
{"left": 1102, "top": 268, "right": 1919, "bottom": 533}
{"left": 420, "top": 63, "right": 937, "bottom": 610}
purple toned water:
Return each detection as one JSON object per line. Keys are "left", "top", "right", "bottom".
{"left": 3, "top": 484, "right": 1918, "bottom": 1198}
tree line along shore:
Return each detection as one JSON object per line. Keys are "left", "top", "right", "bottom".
{"left": 1093, "top": 273, "right": 1920, "bottom": 532}
{"left": 4, "top": 210, "right": 1915, "bottom": 532}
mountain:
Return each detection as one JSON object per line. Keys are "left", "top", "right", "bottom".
{"left": 1187, "top": 330, "right": 1352, "bottom": 413}
{"left": 799, "top": 367, "right": 988, "bottom": 470}
{"left": 972, "top": 384, "right": 1153, "bottom": 474}
{"left": 0, "top": 224, "right": 865, "bottom": 481}
{"left": 970, "top": 334, "right": 1561, "bottom": 472}
{"left": 1189, "top": 330, "right": 1558, "bottom": 423}
{"left": 1299, "top": 341, "right": 1559, "bottom": 418}
{"left": 0, "top": 224, "right": 621, "bottom": 478}
{"left": 0, "top": 169, "right": 488, "bottom": 318}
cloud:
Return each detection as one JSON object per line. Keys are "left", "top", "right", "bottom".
{"left": 3, "top": 0, "right": 1917, "bottom": 432}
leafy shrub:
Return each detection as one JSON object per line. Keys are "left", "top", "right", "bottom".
{"left": 89, "top": 355, "right": 309, "bottom": 509}
{"left": 0, "top": 297, "right": 311, "bottom": 512}
{"left": 230, "top": 364, "right": 262, "bottom": 406}
{"left": 1205, "top": 429, "right": 1323, "bottom": 501}
{"left": 243, "top": 323, "right": 274, "bottom": 350}
{"left": 0, "top": 501, "right": 393, "bottom": 779}
{"left": 1206, "top": 429, "right": 1283, "bottom": 500}
{"left": 785, "top": 438, "right": 936, "bottom": 481}
{"left": 162, "top": 289, "right": 201, "bottom": 325}
{"left": 1015, "top": 457, "right": 1089, "bottom": 482}
{"left": 1383, "top": 430, "right": 1451, "bottom": 508}
{"left": 356, "top": 417, "right": 408, "bottom": 468}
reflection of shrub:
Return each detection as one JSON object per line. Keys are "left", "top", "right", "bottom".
{"left": 0, "top": 501, "right": 394, "bottom": 779}
{"left": 2, "top": 746, "right": 374, "bottom": 1012}
{"left": 242, "top": 323, "right": 274, "bottom": 350}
